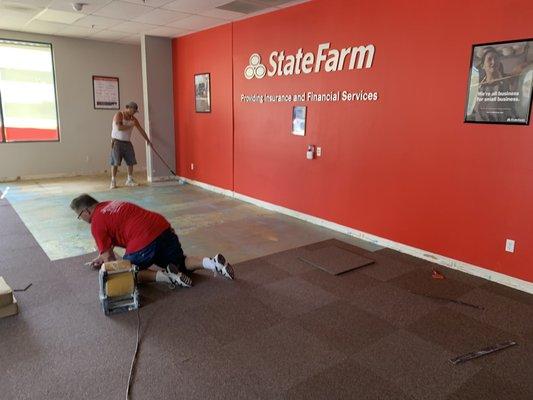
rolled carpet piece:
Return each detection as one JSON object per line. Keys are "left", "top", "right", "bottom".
{"left": 0, "top": 276, "right": 14, "bottom": 308}
{"left": 0, "top": 295, "right": 18, "bottom": 318}
{"left": 106, "top": 272, "right": 135, "bottom": 297}
{"left": 101, "top": 260, "right": 136, "bottom": 297}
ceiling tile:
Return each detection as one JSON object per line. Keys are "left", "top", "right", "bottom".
{"left": 88, "top": 29, "right": 128, "bottom": 40}
{"left": 112, "top": 20, "right": 159, "bottom": 33}
{"left": 166, "top": 14, "right": 225, "bottom": 30}
{"left": 0, "top": 2, "right": 43, "bottom": 18}
{"left": 21, "top": 19, "right": 69, "bottom": 34}
{"left": 74, "top": 15, "right": 126, "bottom": 29}
{"left": 55, "top": 25, "right": 96, "bottom": 37}
{"left": 146, "top": 25, "right": 189, "bottom": 37}
{"left": 132, "top": 8, "right": 190, "bottom": 25}
{"left": 122, "top": 0, "right": 174, "bottom": 7}
{"left": 35, "top": 9, "right": 85, "bottom": 24}
{"left": 0, "top": 14, "right": 34, "bottom": 30}
{"left": 198, "top": 7, "right": 244, "bottom": 20}
{"left": 117, "top": 34, "right": 141, "bottom": 44}
{"left": 162, "top": 0, "right": 229, "bottom": 13}
{"left": 3, "top": 0, "right": 50, "bottom": 8}
{"left": 93, "top": 0, "right": 154, "bottom": 19}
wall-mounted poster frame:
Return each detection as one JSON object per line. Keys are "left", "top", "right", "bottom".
{"left": 93, "top": 76, "right": 120, "bottom": 110}
{"left": 464, "top": 38, "right": 533, "bottom": 125}
{"left": 195, "top": 73, "right": 211, "bottom": 113}
{"left": 292, "top": 106, "right": 307, "bottom": 136}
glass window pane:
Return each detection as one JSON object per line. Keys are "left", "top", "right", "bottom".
{"left": 0, "top": 40, "right": 59, "bottom": 143}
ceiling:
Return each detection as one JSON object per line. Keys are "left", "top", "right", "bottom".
{"left": 0, "top": 0, "right": 309, "bottom": 44}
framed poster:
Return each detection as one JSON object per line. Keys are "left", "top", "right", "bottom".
{"left": 93, "top": 76, "right": 120, "bottom": 110}
{"left": 195, "top": 73, "right": 211, "bottom": 113}
{"left": 464, "top": 39, "right": 533, "bottom": 125}
{"left": 292, "top": 106, "right": 306, "bottom": 136}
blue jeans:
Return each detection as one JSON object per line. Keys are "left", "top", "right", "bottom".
{"left": 123, "top": 229, "right": 186, "bottom": 272}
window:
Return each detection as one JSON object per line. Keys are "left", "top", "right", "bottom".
{"left": 0, "top": 39, "right": 59, "bottom": 143}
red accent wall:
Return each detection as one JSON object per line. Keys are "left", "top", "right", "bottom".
{"left": 173, "top": 0, "right": 533, "bottom": 283}
{"left": 4, "top": 127, "right": 58, "bottom": 142}
{"left": 172, "top": 24, "right": 234, "bottom": 190}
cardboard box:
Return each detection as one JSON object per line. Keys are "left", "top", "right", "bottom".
{"left": 0, "top": 276, "right": 14, "bottom": 308}
{"left": 0, "top": 295, "right": 18, "bottom": 318}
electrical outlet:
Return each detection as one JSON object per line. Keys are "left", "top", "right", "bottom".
{"left": 505, "top": 239, "right": 515, "bottom": 253}
{"left": 190, "top": 163, "right": 194, "bottom": 170}
{"left": 316, "top": 147, "right": 322, "bottom": 157}
{"left": 85, "top": 155, "right": 90, "bottom": 162}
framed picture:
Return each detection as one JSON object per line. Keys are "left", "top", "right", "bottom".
{"left": 92, "top": 76, "right": 120, "bottom": 110}
{"left": 464, "top": 39, "right": 533, "bottom": 125}
{"left": 292, "top": 106, "right": 307, "bottom": 136}
{"left": 195, "top": 73, "right": 211, "bottom": 113}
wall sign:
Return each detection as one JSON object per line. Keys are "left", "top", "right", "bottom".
{"left": 244, "top": 42, "right": 376, "bottom": 80}
{"left": 292, "top": 106, "right": 307, "bottom": 136}
{"left": 92, "top": 76, "right": 119, "bottom": 110}
{"left": 465, "top": 39, "right": 533, "bottom": 125}
{"left": 195, "top": 73, "right": 211, "bottom": 113}
{"left": 240, "top": 90, "right": 379, "bottom": 104}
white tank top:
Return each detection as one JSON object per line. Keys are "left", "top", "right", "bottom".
{"left": 111, "top": 113, "right": 135, "bottom": 141}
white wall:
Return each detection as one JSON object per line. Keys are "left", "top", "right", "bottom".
{"left": 0, "top": 29, "right": 146, "bottom": 181}
{"left": 141, "top": 35, "right": 176, "bottom": 181}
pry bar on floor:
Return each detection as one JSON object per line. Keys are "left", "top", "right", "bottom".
{"left": 13, "top": 283, "right": 32, "bottom": 292}
{"left": 450, "top": 340, "right": 517, "bottom": 365}
{"left": 410, "top": 291, "right": 485, "bottom": 310}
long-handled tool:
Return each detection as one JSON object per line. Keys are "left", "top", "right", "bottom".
{"left": 149, "top": 142, "right": 177, "bottom": 177}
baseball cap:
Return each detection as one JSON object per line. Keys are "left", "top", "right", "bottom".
{"left": 125, "top": 101, "right": 139, "bottom": 112}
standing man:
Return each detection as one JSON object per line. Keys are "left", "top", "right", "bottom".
{"left": 71, "top": 194, "right": 235, "bottom": 287}
{"left": 110, "top": 101, "right": 151, "bottom": 189}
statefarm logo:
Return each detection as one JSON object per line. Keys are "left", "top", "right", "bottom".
{"left": 244, "top": 53, "right": 267, "bottom": 79}
{"left": 244, "top": 42, "right": 375, "bottom": 80}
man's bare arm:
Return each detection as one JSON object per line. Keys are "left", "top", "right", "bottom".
{"left": 132, "top": 117, "right": 151, "bottom": 145}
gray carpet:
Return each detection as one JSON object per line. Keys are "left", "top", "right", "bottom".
{"left": 298, "top": 245, "right": 374, "bottom": 275}
{"left": 1, "top": 199, "right": 532, "bottom": 399}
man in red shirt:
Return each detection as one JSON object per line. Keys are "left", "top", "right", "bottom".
{"left": 70, "top": 194, "right": 234, "bottom": 287}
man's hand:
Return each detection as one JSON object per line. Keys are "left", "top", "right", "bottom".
{"left": 89, "top": 256, "right": 104, "bottom": 270}
{"left": 87, "top": 249, "right": 116, "bottom": 270}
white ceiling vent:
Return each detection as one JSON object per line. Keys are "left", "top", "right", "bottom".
{"left": 216, "top": 1, "right": 268, "bottom": 14}
{"left": 255, "top": 0, "right": 296, "bottom": 5}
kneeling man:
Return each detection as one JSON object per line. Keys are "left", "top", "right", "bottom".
{"left": 71, "top": 194, "right": 234, "bottom": 287}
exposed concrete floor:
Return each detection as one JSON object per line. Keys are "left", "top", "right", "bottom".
{"left": 1, "top": 173, "right": 381, "bottom": 262}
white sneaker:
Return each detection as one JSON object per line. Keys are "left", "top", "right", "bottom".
{"left": 211, "top": 254, "right": 235, "bottom": 280}
{"left": 109, "top": 179, "right": 117, "bottom": 189}
{"left": 165, "top": 267, "right": 192, "bottom": 288}
{"left": 125, "top": 177, "right": 139, "bottom": 187}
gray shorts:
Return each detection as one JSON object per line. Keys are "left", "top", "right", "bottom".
{"left": 110, "top": 140, "right": 137, "bottom": 166}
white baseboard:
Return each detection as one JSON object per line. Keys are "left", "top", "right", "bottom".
{"left": 179, "top": 176, "right": 533, "bottom": 294}
{"left": 0, "top": 168, "right": 147, "bottom": 183}
{"left": 179, "top": 177, "right": 234, "bottom": 197}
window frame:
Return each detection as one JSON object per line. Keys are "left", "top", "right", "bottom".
{"left": 0, "top": 38, "right": 61, "bottom": 144}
